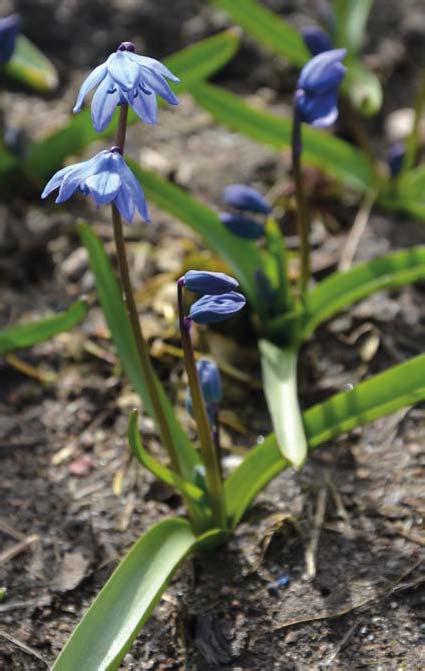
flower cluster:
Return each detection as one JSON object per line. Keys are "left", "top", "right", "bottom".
{"left": 295, "top": 49, "right": 346, "bottom": 127}
{"left": 181, "top": 270, "right": 246, "bottom": 325}
{"left": 219, "top": 184, "right": 271, "bottom": 240}
{"left": 42, "top": 42, "right": 180, "bottom": 223}
{"left": 0, "top": 14, "right": 21, "bottom": 64}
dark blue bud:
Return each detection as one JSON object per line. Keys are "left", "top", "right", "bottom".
{"left": 222, "top": 184, "right": 272, "bottom": 215}
{"left": 301, "top": 26, "right": 332, "bottom": 56}
{"left": 220, "top": 212, "right": 264, "bottom": 240}
{"left": 296, "top": 49, "right": 346, "bottom": 127}
{"left": 387, "top": 142, "right": 405, "bottom": 177}
{"left": 189, "top": 291, "right": 246, "bottom": 324}
{"left": 183, "top": 270, "right": 239, "bottom": 295}
{"left": 0, "top": 14, "right": 21, "bottom": 65}
{"left": 196, "top": 359, "right": 223, "bottom": 405}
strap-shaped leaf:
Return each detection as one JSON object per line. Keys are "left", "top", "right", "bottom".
{"left": 382, "top": 166, "right": 425, "bottom": 219}
{"left": 52, "top": 518, "right": 198, "bottom": 671}
{"left": 332, "top": 0, "right": 375, "bottom": 54}
{"left": 210, "top": 0, "right": 309, "bottom": 66}
{"left": 188, "top": 81, "right": 375, "bottom": 192}
{"left": 128, "top": 411, "right": 205, "bottom": 503}
{"left": 259, "top": 341, "right": 307, "bottom": 467}
{"left": 128, "top": 162, "right": 264, "bottom": 310}
{"left": 0, "top": 300, "right": 87, "bottom": 355}
{"left": 78, "top": 223, "right": 201, "bottom": 484}
{"left": 4, "top": 35, "right": 58, "bottom": 91}
{"left": 23, "top": 30, "right": 240, "bottom": 183}
{"left": 303, "top": 246, "right": 425, "bottom": 338}
{"left": 225, "top": 353, "right": 425, "bottom": 526}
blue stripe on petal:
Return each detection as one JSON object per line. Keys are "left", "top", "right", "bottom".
{"left": 129, "top": 88, "right": 158, "bottom": 124}
{"left": 91, "top": 75, "right": 120, "bottom": 131}
{"left": 107, "top": 51, "right": 140, "bottom": 91}
{"left": 140, "top": 69, "right": 179, "bottom": 105}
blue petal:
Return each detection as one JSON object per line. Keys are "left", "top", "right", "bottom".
{"left": 115, "top": 156, "right": 150, "bottom": 221}
{"left": 222, "top": 184, "right": 271, "bottom": 214}
{"left": 296, "top": 89, "right": 338, "bottom": 127}
{"left": 196, "top": 359, "right": 222, "bottom": 404}
{"left": 184, "top": 270, "right": 239, "bottom": 295}
{"left": 73, "top": 62, "right": 107, "bottom": 113}
{"left": 298, "top": 49, "right": 346, "bottom": 94}
{"left": 128, "top": 53, "right": 180, "bottom": 82}
{"left": 85, "top": 170, "right": 121, "bottom": 205}
{"left": 126, "top": 87, "right": 158, "bottom": 125}
{"left": 114, "top": 188, "right": 136, "bottom": 222}
{"left": 91, "top": 75, "right": 120, "bottom": 131}
{"left": 189, "top": 291, "right": 246, "bottom": 324}
{"left": 41, "top": 163, "right": 79, "bottom": 199}
{"left": 140, "top": 69, "right": 179, "bottom": 105}
{"left": 301, "top": 26, "right": 332, "bottom": 56}
{"left": 219, "top": 212, "right": 264, "bottom": 240}
{"left": 107, "top": 51, "right": 140, "bottom": 91}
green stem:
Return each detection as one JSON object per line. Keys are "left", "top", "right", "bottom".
{"left": 291, "top": 107, "right": 311, "bottom": 297}
{"left": 177, "top": 281, "right": 227, "bottom": 529}
{"left": 111, "top": 104, "right": 182, "bottom": 476}
{"left": 402, "top": 71, "right": 425, "bottom": 174}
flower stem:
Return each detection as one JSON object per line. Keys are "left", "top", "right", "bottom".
{"left": 291, "top": 107, "right": 311, "bottom": 297}
{"left": 111, "top": 104, "right": 182, "bottom": 476}
{"left": 177, "top": 281, "right": 227, "bottom": 529}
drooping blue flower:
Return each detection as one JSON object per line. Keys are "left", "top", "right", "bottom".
{"left": 41, "top": 148, "right": 149, "bottom": 223}
{"left": 301, "top": 26, "right": 332, "bottom": 56}
{"left": 220, "top": 212, "right": 264, "bottom": 240}
{"left": 189, "top": 292, "right": 246, "bottom": 325}
{"left": 0, "top": 14, "right": 21, "bottom": 65}
{"left": 295, "top": 49, "right": 346, "bottom": 127}
{"left": 186, "top": 359, "right": 223, "bottom": 425}
{"left": 183, "top": 270, "right": 239, "bottom": 295}
{"left": 387, "top": 142, "right": 405, "bottom": 177}
{"left": 222, "top": 184, "right": 271, "bottom": 215}
{"left": 73, "top": 42, "right": 180, "bottom": 131}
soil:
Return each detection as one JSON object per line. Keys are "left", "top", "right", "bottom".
{"left": 1, "top": 1, "right": 424, "bottom": 670}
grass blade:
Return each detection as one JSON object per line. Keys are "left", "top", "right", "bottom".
{"left": 188, "top": 81, "right": 375, "bottom": 192}
{"left": 259, "top": 341, "right": 307, "bottom": 467}
{"left": 0, "top": 300, "right": 87, "bottom": 355}
{"left": 52, "top": 518, "right": 198, "bottom": 671}
{"left": 303, "top": 246, "right": 425, "bottom": 337}
{"left": 226, "top": 353, "right": 425, "bottom": 525}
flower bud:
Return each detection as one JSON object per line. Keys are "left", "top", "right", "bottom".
{"left": 183, "top": 270, "right": 239, "bottom": 295}
{"left": 301, "top": 26, "right": 332, "bottom": 56}
{"left": 387, "top": 142, "right": 405, "bottom": 178}
{"left": 189, "top": 291, "right": 246, "bottom": 324}
{"left": 220, "top": 212, "right": 264, "bottom": 240}
{"left": 222, "top": 184, "right": 271, "bottom": 215}
{"left": 295, "top": 49, "right": 346, "bottom": 127}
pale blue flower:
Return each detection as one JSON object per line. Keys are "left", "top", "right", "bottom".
{"left": 41, "top": 148, "right": 149, "bottom": 223}
{"left": 295, "top": 49, "right": 346, "bottom": 127}
{"left": 73, "top": 42, "right": 180, "bottom": 131}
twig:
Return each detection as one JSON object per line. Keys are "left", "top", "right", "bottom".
{"left": 304, "top": 487, "right": 327, "bottom": 580}
{"left": 324, "top": 622, "right": 358, "bottom": 667}
{"left": 273, "top": 557, "right": 424, "bottom": 631}
{"left": 0, "top": 534, "right": 39, "bottom": 565}
{"left": 338, "top": 189, "right": 377, "bottom": 271}
{"left": 3, "top": 354, "right": 56, "bottom": 384}
{"left": 0, "top": 629, "right": 49, "bottom": 667}
{"left": 0, "top": 520, "right": 26, "bottom": 541}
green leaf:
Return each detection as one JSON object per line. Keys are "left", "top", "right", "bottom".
{"left": 4, "top": 35, "right": 58, "bottom": 91}
{"left": 303, "top": 246, "right": 425, "bottom": 338}
{"left": 128, "top": 411, "right": 205, "bottom": 503}
{"left": 382, "top": 166, "right": 425, "bottom": 219}
{"left": 259, "top": 342, "right": 307, "bottom": 467}
{"left": 21, "top": 30, "right": 240, "bottom": 184}
{"left": 52, "top": 518, "right": 198, "bottom": 671}
{"left": 0, "top": 300, "right": 87, "bottom": 355}
{"left": 332, "top": 0, "right": 375, "bottom": 54}
{"left": 188, "top": 81, "right": 376, "bottom": 192}
{"left": 78, "top": 223, "right": 201, "bottom": 484}
{"left": 226, "top": 352, "right": 425, "bottom": 525}
{"left": 210, "top": 0, "right": 309, "bottom": 66}
{"left": 343, "top": 60, "right": 383, "bottom": 116}
{"left": 128, "top": 162, "right": 264, "bottom": 309}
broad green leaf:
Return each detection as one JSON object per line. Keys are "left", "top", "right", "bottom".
{"left": 343, "top": 60, "right": 382, "bottom": 116}
{"left": 210, "top": 0, "right": 309, "bottom": 66}
{"left": 259, "top": 341, "right": 307, "bottom": 467}
{"left": 382, "top": 166, "right": 425, "bottom": 219}
{"left": 303, "top": 246, "right": 425, "bottom": 338}
{"left": 52, "top": 518, "right": 198, "bottom": 671}
{"left": 128, "top": 411, "right": 205, "bottom": 503}
{"left": 4, "top": 35, "right": 58, "bottom": 91}
{"left": 128, "top": 162, "right": 264, "bottom": 309}
{"left": 22, "top": 30, "right": 240, "bottom": 184}
{"left": 226, "top": 352, "right": 425, "bottom": 525}
{"left": 188, "top": 81, "right": 376, "bottom": 192}
{"left": 78, "top": 223, "right": 201, "bottom": 485}
{"left": 0, "top": 300, "right": 87, "bottom": 355}
{"left": 333, "top": 0, "right": 375, "bottom": 54}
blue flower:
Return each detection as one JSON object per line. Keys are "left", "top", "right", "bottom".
{"left": 387, "top": 142, "right": 405, "bottom": 177}
{"left": 73, "top": 42, "right": 180, "bottom": 131}
{"left": 183, "top": 270, "right": 239, "bottom": 295}
{"left": 295, "top": 49, "right": 346, "bottom": 127}
{"left": 301, "top": 26, "right": 332, "bottom": 56}
{"left": 0, "top": 14, "right": 21, "bottom": 65}
{"left": 220, "top": 212, "right": 264, "bottom": 240}
{"left": 222, "top": 184, "right": 271, "bottom": 215}
{"left": 189, "top": 292, "right": 246, "bottom": 325}
{"left": 41, "top": 148, "right": 149, "bottom": 223}
{"left": 196, "top": 359, "right": 223, "bottom": 405}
